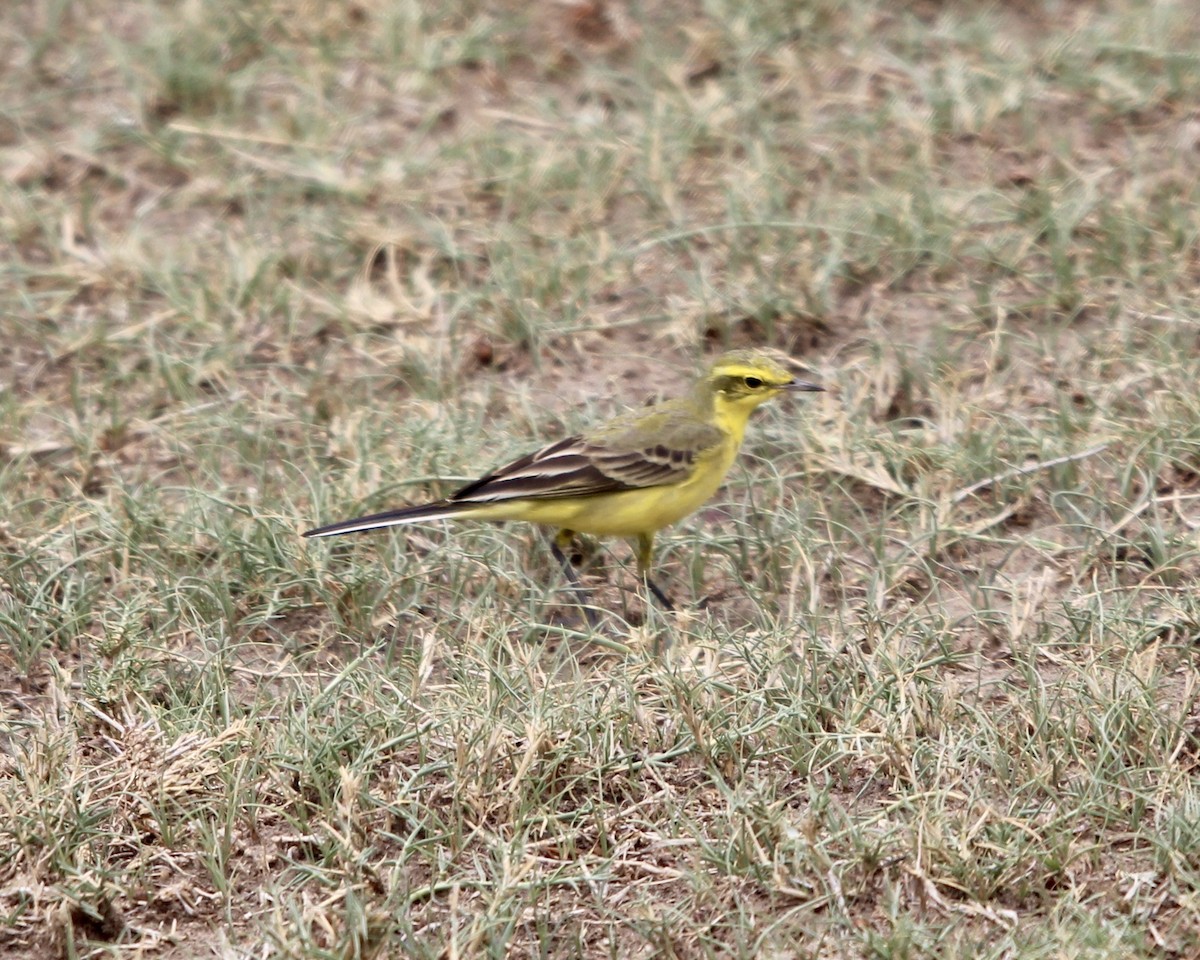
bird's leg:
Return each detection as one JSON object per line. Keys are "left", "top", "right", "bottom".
{"left": 550, "top": 529, "right": 598, "bottom": 627}
{"left": 635, "top": 532, "right": 675, "bottom": 611}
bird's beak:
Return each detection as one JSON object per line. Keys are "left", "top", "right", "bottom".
{"left": 784, "top": 379, "right": 825, "bottom": 393}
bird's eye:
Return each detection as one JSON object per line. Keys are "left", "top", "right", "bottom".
{"left": 744, "top": 376, "right": 763, "bottom": 389}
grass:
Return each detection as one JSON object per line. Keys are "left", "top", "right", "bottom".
{"left": 4, "top": 0, "right": 1200, "bottom": 955}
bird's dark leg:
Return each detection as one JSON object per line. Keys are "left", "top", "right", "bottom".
{"left": 550, "top": 529, "right": 598, "bottom": 627}
{"left": 635, "top": 532, "right": 675, "bottom": 611}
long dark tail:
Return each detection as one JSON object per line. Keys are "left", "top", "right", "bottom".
{"left": 302, "top": 500, "right": 476, "bottom": 538}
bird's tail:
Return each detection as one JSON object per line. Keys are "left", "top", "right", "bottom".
{"left": 303, "top": 500, "right": 477, "bottom": 538}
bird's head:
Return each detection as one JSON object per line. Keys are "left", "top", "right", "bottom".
{"left": 703, "top": 349, "right": 824, "bottom": 417}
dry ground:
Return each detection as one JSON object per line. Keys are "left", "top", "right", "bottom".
{"left": 4, "top": 0, "right": 1200, "bottom": 956}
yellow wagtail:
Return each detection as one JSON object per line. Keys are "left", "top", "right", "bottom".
{"left": 304, "top": 349, "right": 823, "bottom": 619}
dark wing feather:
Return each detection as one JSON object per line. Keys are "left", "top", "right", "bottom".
{"left": 448, "top": 411, "right": 724, "bottom": 505}
{"left": 449, "top": 437, "right": 613, "bottom": 502}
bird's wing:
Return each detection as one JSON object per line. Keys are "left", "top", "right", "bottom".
{"left": 449, "top": 410, "right": 724, "bottom": 505}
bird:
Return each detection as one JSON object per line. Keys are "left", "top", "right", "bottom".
{"left": 304, "top": 349, "right": 823, "bottom": 622}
